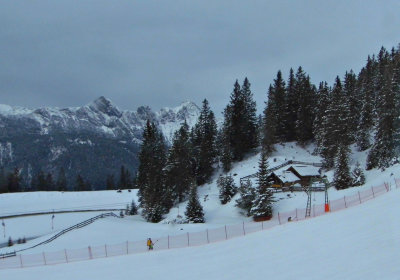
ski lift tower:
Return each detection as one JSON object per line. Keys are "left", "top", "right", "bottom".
{"left": 305, "top": 178, "right": 315, "bottom": 218}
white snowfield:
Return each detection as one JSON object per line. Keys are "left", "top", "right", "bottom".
{"left": 0, "top": 143, "right": 399, "bottom": 279}
{"left": 1, "top": 184, "right": 400, "bottom": 280}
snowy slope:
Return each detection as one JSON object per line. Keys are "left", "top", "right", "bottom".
{"left": 1, "top": 142, "right": 399, "bottom": 256}
{"left": 1, "top": 185, "right": 399, "bottom": 279}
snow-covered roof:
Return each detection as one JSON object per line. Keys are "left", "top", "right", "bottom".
{"left": 288, "top": 165, "right": 321, "bottom": 177}
{"left": 272, "top": 170, "right": 301, "bottom": 183}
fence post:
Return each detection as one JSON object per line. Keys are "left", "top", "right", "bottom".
{"left": 358, "top": 191, "right": 361, "bottom": 204}
{"left": 19, "top": 254, "right": 23, "bottom": 268}
{"left": 261, "top": 221, "right": 264, "bottom": 230}
{"left": 344, "top": 196, "right": 347, "bottom": 208}
{"left": 43, "top": 252, "right": 47, "bottom": 265}
{"left": 64, "top": 249, "right": 68, "bottom": 263}
{"left": 313, "top": 205, "right": 315, "bottom": 217}
{"left": 187, "top": 232, "right": 190, "bottom": 247}
{"left": 206, "top": 229, "right": 209, "bottom": 243}
{"left": 126, "top": 241, "right": 129, "bottom": 254}
{"left": 243, "top": 221, "right": 246, "bottom": 236}
{"left": 295, "top": 208, "right": 298, "bottom": 220}
{"left": 88, "top": 246, "right": 93, "bottom": 259}
{"left": 224, "top": 225, "right": 228, "bottom": 240}
{"left": 371, "top": 187, "right": 375, "bottom": 198}
{"left": 105, "top": 244, "right": 108, "bottom": 257}
{"left": 278, "top": 212, "right": 281, "bottom": 225}
{"left": 168, "top": 235, "right": 170, "bottom": 249}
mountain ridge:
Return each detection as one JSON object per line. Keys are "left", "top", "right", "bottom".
{"left": 0, "top": 97, "right": 200, "bottom": 189}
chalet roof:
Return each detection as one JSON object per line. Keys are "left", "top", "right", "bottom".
{"left": 272, "top": 169, "right": 301, "bottom": 183}
{"left": 288, "top": 165, "right": 321, "bottom": 177}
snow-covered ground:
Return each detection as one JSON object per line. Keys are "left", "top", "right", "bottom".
{"left": 0, "top": 143, "right": 399, "bottom": 279}
{"left": 1, "top": 180, "right": 400, "bottom": 279}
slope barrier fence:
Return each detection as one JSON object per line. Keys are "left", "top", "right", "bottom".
{"left": 0, "top": 180, "right": 398, "bottom": 270}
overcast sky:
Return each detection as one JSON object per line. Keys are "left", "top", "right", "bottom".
{"left": 1, "top": 0, "right": 400, "bottom": 115}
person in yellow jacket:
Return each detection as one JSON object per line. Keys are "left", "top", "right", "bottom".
{"left": 147, "top": 238, "right": 154, "bottom": 250}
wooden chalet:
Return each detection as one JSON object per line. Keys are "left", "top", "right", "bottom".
{"left": 268, "top": 170, "right": 301, "bottom": 188}
{"left": 286, "top": 165, "right": 321, "bottom": 186}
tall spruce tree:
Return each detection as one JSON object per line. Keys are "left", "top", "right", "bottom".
{"left": 137, "top": 120, "right": 167, "bottom": 223}
{"left": 7, "top": 168, "right": 20, "bottom": 193}
{"left": 106, "top": 174, "right": 115, "bottom": 190}
{"left": 165, "top": 121, "right": 194, "bottom": 203}
{"left": 75, "top": 174, "right": 86, "bottom": 191}
{"left": 251, "top": 150, "right": 274, "bottom": 219}
{"left": 367, "top": 67, "right": 397, "bottom": 169}
{"left": 222, "top": 79, "right": 257, "bottom": 162}
{"left": 56, "top": 167, "right": 67, "bottom": 192}
{"left": 357, "top": 56, "right": 376, "bottom": 150}
{"left": 284, "top": 68, "right": 298, "bottom": 141}
{"left": 313, "top": 82, "right": 331, "bottom": 154}
{"left": 241, "top": 77, "right": 259, "bottom": 150}
{"left": 46, "top": 173, "right": 55, "bottom": 191}
{"left": 294, "top": 67, "right": 316, "bottom": 145}
{"left": 262, "top": 71, "right": 286, "bottom": 153}
{"left": 333, "top": 144, "right": 353, "bottom": 190}
{"left": 37, "top": 170, "right": 47, "bottom": 191}
{"left": 191, "top": 99, "right": 218, "bottom": 185}
{"left": 343, "top": 70, "right": 359, "bottom": 142}
{"left": 184, "top": 183, "right": 205, "bottom": 223}
{"left": 262, "top": 85, "right": 277, "bottom": 154}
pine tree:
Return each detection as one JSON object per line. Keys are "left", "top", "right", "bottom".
{"left": 222, "top": 79, "right": 257, "bottom": 162}
{"left": 75, "top": 174, "right": 86, "bottom": 192}
{"left": 118, "top": 166, "right": 126, "bottom": 189}
{"left": 357, "top": 56, "right": 376, "bottom": 150}
{"left": 137, "top": 120, "right": 167, "bottom": 223}
{"left": 333, "top": 144, "right": 353, "bottom": 190}
{"left": 367, "top": 67, "right": 397, "bottom": 169}
{"left": 320, "top": 77, "right": 349, "bottom": 168}
{"left": 343, "top": 70, "right": 359, "bottom": 142}
{"left": 251, "top": 151, "right": 274, "bottom": 219}
{"left": 184, "top": 184, "right": 205, "bottom": 223}
{"left": 129, "top": 200, "right": 138, "bottom": 215}
{"left": 7, "top": 168, "right": 20, "bottom": 193}
{"left": 352, "top": 162, "right": 366, "bottom": 186}
{"left": 219, "top": 117, "right": 233, "bottom": 173}
{"left": 284, "top": 68, "right": 298, "bottom": 141}
{"left": 217, "top": 174, "right": 237, "bottom": 204}
{"left": 235, "top": 179, "right": 256, "bottom": 216}
{"left": 46, "top": 173, "right": 55, "bottom": 191}
{"left": 294, "top": 67, "right": 316, "bottom": 145}
{"left": 241, "top": 77, "right": 259, "bottom": 150}
{"left": 191, "top": 99, "right": 218, "bottom": 185}
{"left": 0, "top": 167, "right": 8, "bottom": 193}
{"left": 262, "top": 85, "right": 278, "bottom": 154}
{"left": 56, "top": 167, "right": 67, "bottom": 192}
{"left": 165, "top": 121, "right": 194, "bottom": 203}
{"left": 37, "top": 170, "right": 47, "bottom": 191}
{"left": 106, "top": 174, "right": 115, "bottom": 190}
{"left": 313, "top": 82, "right": 330, "bottom": 154}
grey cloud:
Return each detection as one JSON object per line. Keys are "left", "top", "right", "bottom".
{"left": 1, "top": 0, "right": 400, "bottom": 115}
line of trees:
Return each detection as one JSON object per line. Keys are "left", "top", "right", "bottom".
{"left": 137, "top": 44, "right": 400, "bottom": 222}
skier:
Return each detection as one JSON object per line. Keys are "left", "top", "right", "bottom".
{"left": 147, "top": 238, "right": 154, "bottom": 250}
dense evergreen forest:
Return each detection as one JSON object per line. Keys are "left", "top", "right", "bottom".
{"left": 1, "top": 45, "right": 399, "bottom": 223}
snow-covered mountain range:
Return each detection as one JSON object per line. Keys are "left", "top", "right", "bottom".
{"left": 0, "top": 97, "right": 200, "bottom": 188}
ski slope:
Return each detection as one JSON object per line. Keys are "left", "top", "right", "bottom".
{"left": 1, "top": 185, "right": 399, "bottom": 280}
{"left": 1, "top": 143, "right": 400, "bottom": 279}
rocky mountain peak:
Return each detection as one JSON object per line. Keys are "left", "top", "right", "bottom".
{"left": 88, "top": 96, "right": 122, "bottom": 118}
